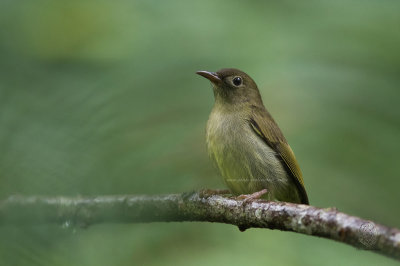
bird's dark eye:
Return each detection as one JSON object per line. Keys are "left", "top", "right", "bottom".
{"left": 233, "top": 77, "right": 242, "bottom": 86}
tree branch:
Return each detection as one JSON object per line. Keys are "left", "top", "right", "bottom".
{"left": 0, "top": 191, "right": 399, "bottom": 260}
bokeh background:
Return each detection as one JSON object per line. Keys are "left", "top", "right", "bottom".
{"left": 0, "top": 0, "right": 399, "bottom": 265}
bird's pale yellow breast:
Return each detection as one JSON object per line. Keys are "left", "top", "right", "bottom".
{"left": 206, "top": 107, "right": 293, "bottom": 200}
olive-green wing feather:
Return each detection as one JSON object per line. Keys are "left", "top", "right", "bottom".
{"left": 249, "top": 106, "right": 309, "bottom": 204}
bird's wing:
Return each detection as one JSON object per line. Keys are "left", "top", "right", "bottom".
{"left": 249, "top": 106, "right": 309, "bottom": 204}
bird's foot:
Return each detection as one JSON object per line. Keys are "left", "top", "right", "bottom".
{"left": 236, "top": 189, "right": 268, "bottom": 203}
{"left": 199, "top": 189, "right": 231, "bottom": 198}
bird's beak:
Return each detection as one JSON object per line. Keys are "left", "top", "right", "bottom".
{"left": 196, "top": 71, "right": 221, "bottom": 85}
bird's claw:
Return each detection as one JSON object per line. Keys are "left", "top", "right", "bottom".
{"left": 236, "top": 189, "right": 268, "bottom": 203}
{"left": 199, "top": 189, "right": 231, "bottom": 198}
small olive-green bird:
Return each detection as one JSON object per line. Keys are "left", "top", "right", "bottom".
{"left": 197, "top": 68, "right": 309, "bottom": 204}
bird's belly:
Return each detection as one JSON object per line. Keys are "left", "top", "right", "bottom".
{"left": 206, "top": 115, "right": 293, "bottom": 200}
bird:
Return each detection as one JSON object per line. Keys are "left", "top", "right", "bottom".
{"left": 196, "top": 68, "right": 309, "bottom": 204}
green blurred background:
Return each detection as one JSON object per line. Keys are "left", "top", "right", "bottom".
{"left": 0, "top": 0, "right": 399, "bottom": 265}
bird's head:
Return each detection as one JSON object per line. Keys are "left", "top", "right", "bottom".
{"left": 196, "top": 68, "right": 263, "bottom": 106}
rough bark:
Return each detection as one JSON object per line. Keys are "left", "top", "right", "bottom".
{"left": 0, "top": 191, "right": 399, "bottom": 260}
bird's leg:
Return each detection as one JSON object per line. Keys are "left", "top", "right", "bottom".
{"left": 236, "top": 189, "right": 268, "bottom": 202}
